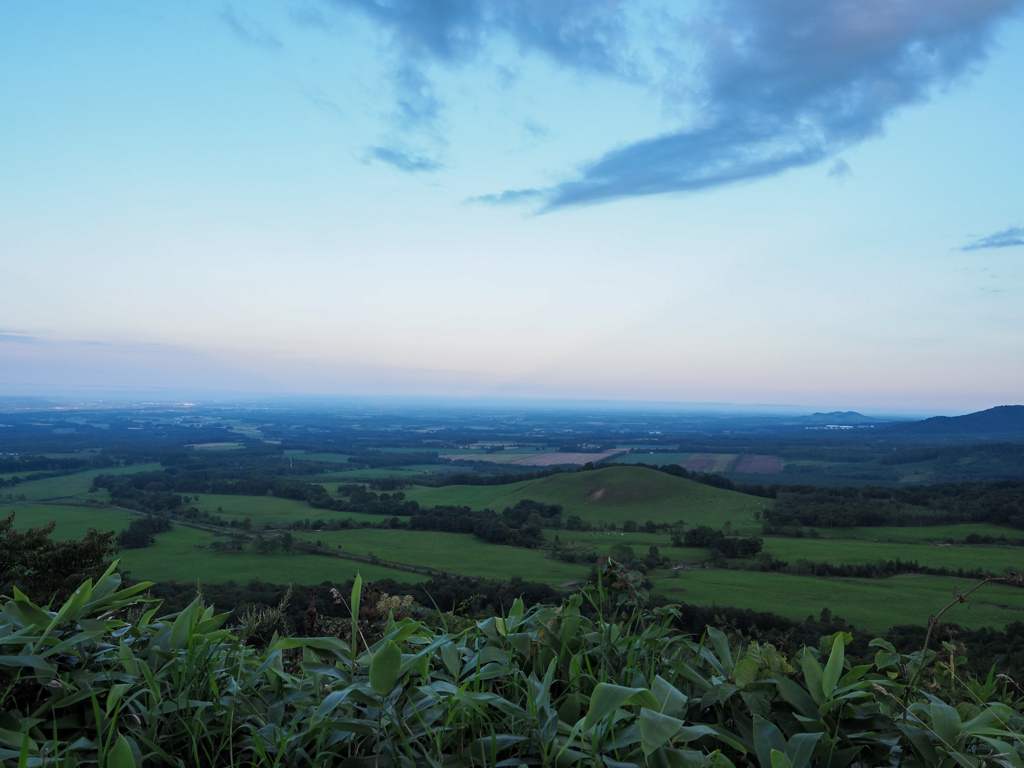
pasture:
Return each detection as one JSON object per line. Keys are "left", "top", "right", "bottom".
{"left": 190, "top": 493, "right": 398, "bottom": 527}
{"left": 650, "top": 568, "right": 1024, "bottom": 634}
{"left": 294, "top": 529, "right": 590, "bottom": 585}
{"left": 2, "top": 503, "right": 134, "bottom": 540}
{"left": 6, "top": 464, "right": 163, "bottom": 502}
{"left": 117, "top": 526, "right": 422, "bottom": 586}
{"left": 404, "top": 465, "right": 770, "bottom": 532}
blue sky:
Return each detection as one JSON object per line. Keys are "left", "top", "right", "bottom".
{"left": 1, "top": 0, "right": 1022, "bottom": 414}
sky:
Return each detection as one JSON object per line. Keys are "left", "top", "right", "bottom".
{"left": 1, "top": 0, "right": 1023, "bottom": 415}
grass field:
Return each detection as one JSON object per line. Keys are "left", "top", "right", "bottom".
{"left": 117, "top": 526, "right": 423, "bottom": 585}
{"left": 650, "top": 569, "right": 1024, "bottom": 634}
{"left": 294, "top": 529, "right": 590, "bottom": 585}
{"left": 815, "top": 524, "right": 1017, "bottom": 542}
{"left": 2, "top": 503, "right": 134, "bottom": 539}
{"left": 284, "top": 452, "right": 353, "bottom": 463}
{"left": 404, "top": 466, "right": 770, "bottom": 532}
{"left": 191, "top": 494, "right": 398, "bottom": 527}
{"left": 6, "top": 464, "right": 163, "bottom": 501}
{"left": 760, "top": 536, "right": 1023, "bottom": 573}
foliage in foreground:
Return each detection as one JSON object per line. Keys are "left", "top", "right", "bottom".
{"left": 1, "top": 562, "right": 1023, "bottom": 767}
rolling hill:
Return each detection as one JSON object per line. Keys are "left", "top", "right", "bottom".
{"left": 405, "top": 465, "right": 770, "bottom": 533}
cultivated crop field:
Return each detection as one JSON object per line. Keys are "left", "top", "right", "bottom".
{"left": 732, "top": 454, "right": 783, "bottom": 474}
{"left": 509, "top": 449, "right": 627, "bottom": 466}
{"left": 681, "top": 454, "right": 739, "bottom": 473}
{"left": 611, "top": 452, "right": 693, "bottom": 465}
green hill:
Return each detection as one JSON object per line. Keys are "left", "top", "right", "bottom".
{"left": 405, "top": 465, "right": 769, "bottom": 533}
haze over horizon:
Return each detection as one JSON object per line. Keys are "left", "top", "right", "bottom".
{"left": 3, "top": 1, "right": 1023, "bottom": 414}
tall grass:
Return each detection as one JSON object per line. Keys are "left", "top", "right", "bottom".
{"left": 1, "top": 561, "right": 1021, "bottom": 766}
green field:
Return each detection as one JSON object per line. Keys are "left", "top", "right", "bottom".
{"left": 650, "top": 569, "right": 1024, "bottom": 634}
{"left": 284, "top": 452, "right": 352, "bottom": 463}
{"left": 2, "top": 503, "right": 134, "bottom": 539}
{"left": 760, "top": 536, "right": 1023, "bottom": 573}
{"left": 190, "top": 494, "right": 399, "bottom": 527}
{"left": 295, "top": 529, "right": 589, "bottom": 585}
{"left": 815, "top": 523, "right": 1017, "bottom": 542}
{"left": 5, "top": 464, "right": 163, "bottom": 501}
{"left": 439, "top": 451, "right": 548, "bottom": 464}
{"left": 117, "top": 526, "right": 422, "bottom": 585}
{"left": 404, "top": 466, "right": 769, "bottom": 532}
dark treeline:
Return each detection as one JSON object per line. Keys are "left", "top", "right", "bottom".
{"left": 764, "top": 481, "right": 1024, "bottom": 530}
{"left": 736, "top": 553, "right": 995, "bottom": 580}
{"left": 674, "top": 525, "right": 764, "bottom": 558}
{"left": 118, "top": 514, "right": 173, "bottom": 549}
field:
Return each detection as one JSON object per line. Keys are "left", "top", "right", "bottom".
{"left": 2, "top": 502, "right": 134, "bottom": 539}
{"left": 507, "top": 449, "right": 628, "bottom": 466}
{"left": 681, "top": 454, "right": 738, "bottom": 473}
{"left": 439, "top": 452, "right": 547, "bottom": 464}
{"left": 117, "top": 526, "right": 422, "bottom": 585}
{"left": 760, "top": 536, "right": 1023, "bottom": 573}
{"left": 650, "top": 569, "right": 1024, "bottom": 634}
{"left": 404, "top": 465, "right": 769, "bottom": 531}
{"left": 294, "top": 529, "right": 590, "bottom": 585}
{"left": 5, "top": 464, "right": 163, "bottom": 501}
{"left": 611, "top": 452, "right": 693, "bottom": 465}
{"left": 732, "top": 454, "right": 783, "bottom": 474}
{"left": 190, "top": 493, "right": 398, "bottom": 527}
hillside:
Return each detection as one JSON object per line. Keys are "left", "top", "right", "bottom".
{"left": 884, "top": 404, "right": 1024, "bottom": 438}
{"left": 406, "top": 465, "right": 769, "bottom": 532}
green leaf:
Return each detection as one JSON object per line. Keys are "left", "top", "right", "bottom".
{"left": 706, "top": 627, "right": 734, "bottom": 671}
{"left": 929, "top": 699, "right": 962, "bottom": 748}
{"left": 753, "top": 715, "right": 786, "bottom": 768}
{"left": 821, "top": 634, "right": 845, "bottom": 700}
{"left": 369, "top": 639, "right": 402, "bottom": 696}
{"left": 652, "top": 674, "right": 688, "bottom": 717}
{"left": 106, "top": 734, "right": 136, "bottom": 768}
{"left": 582, "top": 683, "right": 659, "bottom": 732}
{"left": 801, "top": 650, "right": 824, "bottom": 707}
{"left": 640, "top": 708, "right": 685, "bottom": 756}
{"left": 732, "top": 658, "right": 760, "bottom": 688}
{"left": 784, "top": 732, "right": 822, "bottom": 768}
{"left": 770, "top": 749, "right": 793, "bottom": 768}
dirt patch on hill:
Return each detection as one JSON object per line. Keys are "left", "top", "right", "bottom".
{"left": 586, "top": 487, "right": 606, "bottom": 502}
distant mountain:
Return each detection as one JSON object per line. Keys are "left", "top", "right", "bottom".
{"left": 884, "top": 405, "right": 1024, "bottom": 437}
{"left": 799, "top": 411, "right": 880, "bottom": 425}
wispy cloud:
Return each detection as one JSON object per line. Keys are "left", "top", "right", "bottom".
{"left": 367, "top": 146, "right": 444, "bottom": 173}
{"left": 325, "top": 0, "right": 1021, "bottom": 211}
{"left": 221, "top": 4, "right": 284, "bottom": 51}
{"left": 466, "top": 188, "right": 543, "bottom": 205}
{"left": 828, "top": 159, "right": 851, "bottom": 179}
{"left": 960, "top": 226, "right": 1024, "bottom": 251}
{"left": 535, "top": 0, "right": 1021, "bottom": 210}
{"left": 0, "top": 331, "right": 37, "bottom": 344}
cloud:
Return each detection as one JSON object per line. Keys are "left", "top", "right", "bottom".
{"left": 536, "top": 0, "right": 1021, "bottom": 210}
{"left": 221, "top": 4, "right": 284, "bottom": 51}
{"left": 0, "top": 331, "right": 37, "bottom": 344}
{"left": 960, "top": 226, "right": 1024, "bottom": 251}
{"left": 320, "top": 0, "right": 1021, "bottom": 210}
{"left": 828, "top": 159, "right": 851, "bottom": 179}
{"left": 466, "top": 188, "right": 544, "bottom": 205}
{"left": 367, "top": 146, "right": 444, "bottom": 172}
{"left": 392, "top": 64, "right": 442, "bottom": 129}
